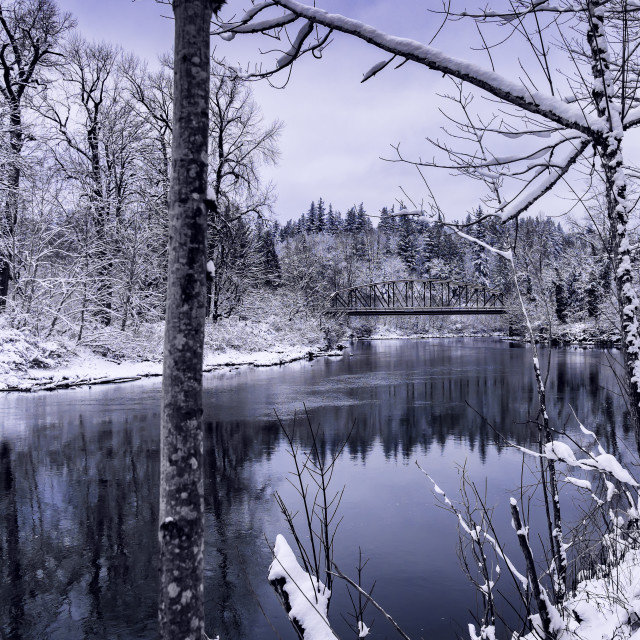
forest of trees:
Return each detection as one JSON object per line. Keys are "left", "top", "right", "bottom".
{"left": 265, "top": 201, "right": 615, "bottom": 338}
{"left": 0, "top": 1, "right": 284, "bottom": 349}
{"left": 0, "top": 1, "right": 624, "bottom": 359}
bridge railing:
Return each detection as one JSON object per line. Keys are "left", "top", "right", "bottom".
{"left": 327, "top": 280, "right": 505, "bottom": 315}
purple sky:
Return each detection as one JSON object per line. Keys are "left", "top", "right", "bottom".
{"left": 56, "top": 0, "right": 590, "bottom": 224}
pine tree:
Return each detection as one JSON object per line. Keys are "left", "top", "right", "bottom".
{"left": 472, "top": 208, "right": 490, "bottom": 286}
{"left": 555, "top": 267, "right": 569, "bottom": 323}
{"left": 306, "top": 201, "right": 317, "bottom": 233}
{"left": 280, "top": 220, "right": 295, "bottom": 240}
{"left": 353, "top": 203, "right": 369, "bottom": 258}
{"left": 586, "top": 276, "right": 601, "bottom": 319}
{"left": 326, "top": 204, "right": 340, "bottom": 234}
{"left": 397, "top": 214, "right": 418, "bottom": 274}
{"left": 439, "top": 221, "right": 463, "bottom": 278}
{"left": 378, "top": 206, "right": 395, "bottom": 234}
{"left": 355, "top": 202, "right": 370, "bottom": 233}
{"left": 316, "top": 197, "right": 326, "bottom": 233}
{"left": 418, "top": 223, "right": 437, "bottom": 276}
{"left": 566, "top": 268, "right": 583, "bottom": 312}
{"left": 489, "top": 217, "right": 513, "bottom": 295}
{"left": 258, "top": 224, "right": 281, "bottom": 287}
{"left": 344, "top": 206, "right": 357, "bottom": 233}
{"left": 379, "top": 206, "right": 395, "bottom": 255}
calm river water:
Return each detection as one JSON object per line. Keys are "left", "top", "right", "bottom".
{"left": 0, "top": 338, "right": 633, "bottom": 639}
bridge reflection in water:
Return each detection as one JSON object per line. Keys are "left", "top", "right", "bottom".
{"left": 327, "top": 279, "right": 506, "bottom": 315}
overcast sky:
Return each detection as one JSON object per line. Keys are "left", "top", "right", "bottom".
{"left": 55, "top": 0, "right": 590, "bottom": 225}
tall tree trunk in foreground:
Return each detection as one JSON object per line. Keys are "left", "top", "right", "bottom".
{"left": 586, "top": 0, "right": 640, "bottom": 432}
{"left": 159, "top": 1, "right": 223, "bottom": 638}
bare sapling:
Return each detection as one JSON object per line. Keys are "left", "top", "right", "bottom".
{"left": 269, "top": 410, "right": 349, "bottom": 638}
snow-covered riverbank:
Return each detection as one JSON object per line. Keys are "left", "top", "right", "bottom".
{"left": 0, "top": 316, "right": 620, "bottom": 392}
{"left": 0, "top": 322, "right": 345, "bottom": 392}
{"left": 0, "top": 342, "right": 345, "bottom": 392}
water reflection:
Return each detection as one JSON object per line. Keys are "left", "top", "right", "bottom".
{"left": 0, "top": 338, "right": 633, "bottom": 639}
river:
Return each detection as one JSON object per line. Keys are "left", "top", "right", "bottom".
{"left": 0, "top": 338, "right": 632, "bottom": 639}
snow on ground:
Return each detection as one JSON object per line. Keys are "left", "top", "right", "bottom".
{"left": 274, "top": 522, "right": 640, "bottom": 640}
{"left": 0, "top": 344, "right": 344, "bottom": 392}
{"left": 521, "top": 548, "right": 640, "bottom": 640}
{"left": 0, "top": 317, "right": 344, "bottom": 392}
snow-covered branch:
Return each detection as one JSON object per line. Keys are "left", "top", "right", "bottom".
{"left": 217, "top": 0, "right": 604, "bottom": 135}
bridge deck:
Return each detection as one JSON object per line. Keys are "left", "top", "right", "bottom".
{"left": 327, "top": 280, "right": 506, "bottom": 316}
{"left": 330, "top": 307, "right": 506, "bottom": 316}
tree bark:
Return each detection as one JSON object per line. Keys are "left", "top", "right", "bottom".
{"left": 0, "top": 103, "right": 23, "bottom": 308}
{"left": 159, "top": 1, "right": 223, "bottom": 638}
{"left": 586, "top": 1, "right": 640, "bottom": 433}
{"left": 87, "top": 116, "right": 112, "bottom": 326}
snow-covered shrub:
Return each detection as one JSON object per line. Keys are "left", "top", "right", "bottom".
{"left": 426, "top": 420, "right": 640, "bottom": 640}
{"left": 78, "top": 322, "right": 165, "bottom": 362}
{"left": 0, "top": 326, "right": 70, "bottom": 374}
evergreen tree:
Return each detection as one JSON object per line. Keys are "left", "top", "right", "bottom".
{"left": 378, "top": 206, "right": 395, "bottom": 234}
{"left": 566, "top": 268, "right": 583, "bottom": 312}
{"left": 280, "top": 219, "right": 295, "bottom": 240}
{"left": 258, "top": 224, "right": 281, "bottom": 287}
{"left": 379, "top": 206, "right": 395, "bottom": 255}
{"left": 489, "top": 218, "right": 513, "bottom": 294}
{"left": 397, "top": 214, "right": 418, "bottom": 274}
{"left": 585, "top": 252, "right": 611, "bottom": 321}
{"left": 355, "top": 202, "right": 369, "bottom": 233}
{"left": 555, "top": 268, "right": 569, "bottom": 323}
{"left": 316, "top": 197, "right": 326, "bottom": 232}
{"left": 351, "top": 203, "right": 369, "bottom": 258}
{"left": 306, "top": 201, "right": 317, "bottom": 233}
{"left": 472, "top": 208, "right": 490, "bottom": 286}
{"left": 418, "top": 223, "right": 437, "bottom": 276}
{"left": 326, "top": 203, "right": 340, "bottom": 234}
{"left": 344, "top": 206, "right": 357, "bottom": 233}
{"left": 439, "top": 221, "right": 463, "bottom": 277}
{"left": 585, "top": 277, "right": 601, "bottom": 319}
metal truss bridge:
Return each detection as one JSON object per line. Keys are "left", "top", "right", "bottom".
{"left": 327, "top": 279, "right": 506, "bottom": 316}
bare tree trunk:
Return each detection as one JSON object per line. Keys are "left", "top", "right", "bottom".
{"left": 510, "top": 499, "right": 555, "bottom": 639}
{"left": 87, "top": 120, "right": 112, "bottom": 326}
{"left": 205, "top": 273, "right": 212, "bottom": 319}
{"left": 587, "top": 0, "right": 640, "bottom": 433}
{"left": 159, "top": 1, "right": 223, "bottom": 638}
{"left": 0, "top": 106, "right": 23, "bottom": 308}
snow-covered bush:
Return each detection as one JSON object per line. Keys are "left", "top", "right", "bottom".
{"left": 0, "top": 326, "right": 69, "bottom": 375}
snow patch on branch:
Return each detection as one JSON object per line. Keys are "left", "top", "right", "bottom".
{"left": 277, "top": 20, "right": 314, "bottom": 68}
{"left": 564, "top": 477, "right": 592, "bottom": 491}
{"left": 452, "top": 228, "right": 512, "bottom": 261}
{"left": 495, "top": 137, "right": 590, "bottom": 221}
{"left": 268, "top": 534, "right": 335, "bottom": 640}
{"left": 362, "top": 56, "right": 394, "bottom": 83}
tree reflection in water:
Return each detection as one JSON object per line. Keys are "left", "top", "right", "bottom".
{"left": 0, "top": 339, "right": 633, "bottom": 639}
